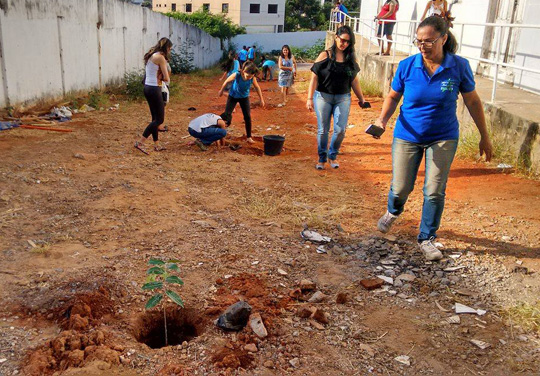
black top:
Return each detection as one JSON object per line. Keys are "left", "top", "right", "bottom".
{"left": 310, "top": 51, "right": 360, "bottom": 95}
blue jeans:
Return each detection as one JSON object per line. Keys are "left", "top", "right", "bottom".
{"left": 188, "top": 126, "right": 227, "bottom": 145}
{"left": 313, "top": 91, "right": 351, "bottom": 163}
{"left": 387, "top": 138, "right": 458, "bottom": 242}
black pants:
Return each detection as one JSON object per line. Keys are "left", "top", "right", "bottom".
{"left": 225, "top": 95, "right": 252, "bottom": 138}
{"left": 143, "top": 85, "right": 164, "bottom": 141}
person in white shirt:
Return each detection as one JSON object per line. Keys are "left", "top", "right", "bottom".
{"left": 188, "top": 112, "right": 232, "bottom": 151}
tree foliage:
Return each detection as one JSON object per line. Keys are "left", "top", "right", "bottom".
{"left": 167, "top": 10, "right": 246, "bottom": 40}
{"left": 285, "top": 0, "right": 326, "bottom": 31}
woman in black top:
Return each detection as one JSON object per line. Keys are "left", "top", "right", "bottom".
{"left": 307, "top": 25, "right": 367, "bottom": 170}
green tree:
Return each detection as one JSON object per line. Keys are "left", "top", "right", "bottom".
{"left": 167, "top": 10, "right": 246, "bottom": 42}
{"left": 285, "top": 0, "right": 327, "bottom": 31}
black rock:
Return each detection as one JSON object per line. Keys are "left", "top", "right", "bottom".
{"left": 216, "top": 301, "right": 252, "bottom": 331}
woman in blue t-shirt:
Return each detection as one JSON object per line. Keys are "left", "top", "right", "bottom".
{"left": 219, "top": 61, "right": 266, "bottom": 144}
{"left": 374, "top": 16, "right": 493, "bottom": 261}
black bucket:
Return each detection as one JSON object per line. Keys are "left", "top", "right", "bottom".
{"left": 263, "top": 135, "right": 285, "bottom": 156}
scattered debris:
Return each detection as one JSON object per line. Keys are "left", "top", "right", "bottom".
{"left": 497, "top": 163, "right": 513, "bottom": 169}
{"left": 443, "top": 266, "right": 466, "bottom": 272}
{"left": 308, "top": 291, "right": 327, "bottom": 303}
{"left": 316, "top": 245, "right": 327, "bottom": 254}
{"left": 78, "top": 104, "right": 95, "bottom": 113}
{"left": 435, "top": 300, "right": 451, "bottom": 312}
{"left": 312, "top": 308, "right": 329, "bottom": 325}
{"left": 445, "top": 315, "right": 461, "bottom": 324}
{"left": 376, "top": 275, "right": 394, "bottom": 285}
{"left": 216, "top": 301, "right": 252, "bottom": 331}
{"left": 299, "top": 279, "right": 316, "bottom": 291}
{"left": 394, "top": 355, "right": 411, "bottom": 366}
{"left": 470, "top": 339, "right": 491, "bottom": 349}
{"left": 301, "top": 230, "right": 331, "bottom": 243}
{"left": 336, "top": 292, "right": 348, "bottom": 304}
{"left": 249, "top": 313, "right": 268, "bottom": 338}
{"left": 360, "top": 278, "right": 384, "bottom": 291}
{"left": 277, "top": 268, "right": 288, "bottom": 276}
{"left": 455, "top": 303, "right": 487, "bottom": 316}
{"left": 396, "top": 273, "right": 416, "bottom": 282}
{"left": 244, "top": 343, "right": 258, "bottom": 352}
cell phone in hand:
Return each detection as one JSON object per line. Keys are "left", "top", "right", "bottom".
{"left": 365, "top": 123, "right": 385, "bottom": 139}
{"left": 359, "top": 101, "right": 371, "bottom": 109}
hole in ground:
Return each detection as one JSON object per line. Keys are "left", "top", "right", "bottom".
{"left": 133, "top": 307, "right": 204, "bottom": 349}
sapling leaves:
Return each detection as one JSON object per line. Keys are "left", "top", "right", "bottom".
{"left": 142, "top": 281, "right": 163, "bottom": 290}
{"left": 147, "top": 266, "right": 165, "bottom": 275}
{"left": 149, "top": 258, "right": 166, "bottom": 265}
{"left": 166, "top": 290, "right": 184, "bottom": 307}
{"left": 145, "top": 293, "right": 163, "bottom": 309}
{"left": 165, "top": 276, "right": 184, "bottom": 285}
{"left": 167, "top": 263, "right": 180, "bottom": 271}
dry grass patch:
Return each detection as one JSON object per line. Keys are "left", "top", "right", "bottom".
{"left": 503, "top": 301, "right": 540, "bottom": 334}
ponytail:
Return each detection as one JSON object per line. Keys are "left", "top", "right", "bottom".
{"left": 418, "top": 16, "right": 457, "bottom": 54}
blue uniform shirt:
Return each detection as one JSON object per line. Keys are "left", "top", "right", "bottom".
{"left": 248, "top": 47, "right": 255, "bottom": 59}
{"left": 238, "top": 49, "right": 248, "bottom": 61}
{"left": 262, "top": 60, "right": 276, "bottom": 68}
{"left": 391, "top": 53, "right": 476, "bottom": 144}
{"left": 229, "top": 72, "right": 253, "bottom": 98}
{"left": 228, "top": 60, "right": 240, "bottom": 76}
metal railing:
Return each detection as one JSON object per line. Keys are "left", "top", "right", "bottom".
{"left": 329, "top": 10, "right": 540, "bottom": 102}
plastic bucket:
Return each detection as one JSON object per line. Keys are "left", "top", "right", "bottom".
{"left": 263, "top": 135, "right": 285, "bottom": 156}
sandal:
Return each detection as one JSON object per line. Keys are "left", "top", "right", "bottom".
{"left": 158, "top": 125, "right": 169, "bottom": 132}
{"left": 154, "top": 145, "right": 167, "bottom": 151}
{"left": 134, "top": 141, "right": 149, "bottom": 155}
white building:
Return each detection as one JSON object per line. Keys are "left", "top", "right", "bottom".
{"left": 152, "top": 0, "right": 285, "bottom": 33}
{"left": 360, "top": 0, "right": 540, "bottom": 94}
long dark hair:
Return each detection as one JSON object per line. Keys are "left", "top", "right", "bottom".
{"left": 330, "top": 25, "right": 357, "bottom": 66}
{"left": 144, "top": 37, "right": 173, "bottom": 64}
{"left": 221, "top": 51, "right": 236, "bottom": 73}
{"left": 280, "top": 45, "right": 292, "bottom": 59}
{"left": 418, "top": 16, "right": 457, "bottom": 54}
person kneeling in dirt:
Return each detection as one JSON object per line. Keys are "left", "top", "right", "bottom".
{"left": 188, "top": 112, "right": 232, "bottom": 151}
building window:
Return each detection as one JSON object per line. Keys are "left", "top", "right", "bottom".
{"left": 172, "top": 3, "right": 176, "bottom": 11}
{"left": 222, "top": 3, "right": 229, "bottom": 13}
{"left": 268, "top": 4, "right": 277, "bottom": 13}
{"left": 202, "top": 3, "right": 210, "bottom": 11}
{"left": 185, "top": 3, "right": 192, "bottom": 12}
{"left": 277, "top": 25, "right": 283, "bottom": 32}
{"left": 250, "top": 4, "right": 260, "bottom": 13}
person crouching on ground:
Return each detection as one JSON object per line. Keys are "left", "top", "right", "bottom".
{"left": 375, "top": 16, "right": 492, "bottom": 261}
{"left": 188, "top": 112, "right": 232, "bottom": 151}
{"left": 219, "top": 61, "right": 265, "bottom": 144}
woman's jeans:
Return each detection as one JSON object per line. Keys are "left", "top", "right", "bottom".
{"left": 313, "top": 91, "right": 351, "bottom": 163}
{"left": 387, "top": 138, "right": 458, "bottom": 242}
{"left": 188, "top": 126, "right": 227, "bottom": 145}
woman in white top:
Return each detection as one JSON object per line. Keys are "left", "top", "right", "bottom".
{"left": 134, "top": 37, "right": 172, "bottom": 155}
{"left": 421, "top": 0, "right": 447, "bottom": 21}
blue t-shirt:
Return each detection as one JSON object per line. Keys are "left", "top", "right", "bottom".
{"left": 229, "top": 72, "right": 253, "bottom": 98}
{"left": 262, "top": 60, "right": 276, "bottom": 68}
{"left": 391, "top": 53, "right": 475, "bottom": 143}
{"left": 228, "top": 60, "right": 240, "bottom": 76}
{"left": 248, "top": 47, "right": 255, "bottom": 59}
{"left": 238, "top": 49, "right": 248, "bottom": 61}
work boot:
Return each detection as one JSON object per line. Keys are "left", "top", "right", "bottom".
{"left": 377, "top": 211, "right": 398, "bottom": 233}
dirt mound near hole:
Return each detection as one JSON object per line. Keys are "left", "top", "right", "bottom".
{"left": 23, "top": 285, "right": 123, "bottom": 375}
{"left": 133, "top": 307, "right": 205, "bottom": 349}
{"left": 211, "top": 343, "right": 255, "bottom": 370}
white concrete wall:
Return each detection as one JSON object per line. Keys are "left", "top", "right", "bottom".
{"left": 231, "top": 31, "right": 326, "bottom": 52}
{"left": 513, "top": 0, "right": 540, "bottom": 94}
{"left": 239, "top": 0, "right": 285, "bottom": 34}
{"left": 0, "top": 0, "right": 222, "bottom": 107}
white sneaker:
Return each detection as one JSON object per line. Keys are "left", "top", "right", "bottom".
{"left": 419, "top": 238, "right": 443, "bottom": 261}
{"left": 377, "top": 211, "right": 398, "bottom": 233}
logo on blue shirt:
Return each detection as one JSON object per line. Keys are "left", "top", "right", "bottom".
{"left": 441, "top": 78, "right": 457, "bottom": 93}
